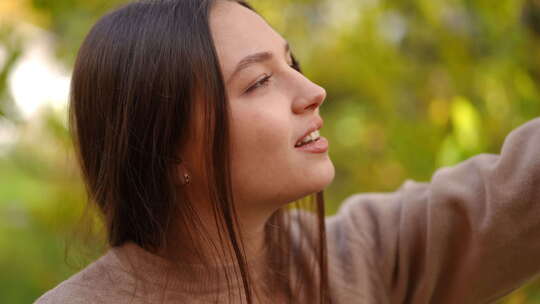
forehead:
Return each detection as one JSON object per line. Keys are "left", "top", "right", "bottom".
{"left": 209, "top": 1, "right": 286, "bottom": 74}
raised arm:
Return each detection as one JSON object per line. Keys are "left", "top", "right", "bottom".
{"left": 326, "top": 118, "right": 540, "bottom": 303}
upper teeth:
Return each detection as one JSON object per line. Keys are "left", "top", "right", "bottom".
{"left": 296, "top": 130, "right": 320, "bottom": 147}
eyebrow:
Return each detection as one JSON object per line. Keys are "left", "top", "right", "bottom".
{"left": 226, "top": 42, "right": 291, "bottom": 84}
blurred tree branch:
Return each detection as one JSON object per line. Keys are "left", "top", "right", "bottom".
{"left": 0, "top": 24, "right": 23, "bottom": 122}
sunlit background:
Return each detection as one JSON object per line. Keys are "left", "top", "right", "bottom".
{"left": 2, "top": 0, "right": 540, "bottom": 302}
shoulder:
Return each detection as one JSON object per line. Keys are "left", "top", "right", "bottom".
{"left": 33, "top": 251, "right": 132, "bottom": 304}
{"left": 34, "top": 276, "right": 98, "bottom": 304}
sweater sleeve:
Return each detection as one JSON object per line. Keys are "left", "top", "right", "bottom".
{"left": 326, "top": 117, "right": 540, "bottom": 304}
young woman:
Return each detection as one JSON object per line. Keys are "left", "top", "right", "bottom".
{"left": 35, "top": 0, "right": 540, "bottom": 303}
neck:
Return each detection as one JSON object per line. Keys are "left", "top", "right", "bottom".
{"left": 161, "top": 187, "right": 277, "bottom": 268}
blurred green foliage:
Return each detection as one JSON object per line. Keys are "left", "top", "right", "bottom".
{"left": 0, "top": 25, "right": 22, "bottom": 121}
{"left": 1, "top": 0, "right": 540, "bottom": 302}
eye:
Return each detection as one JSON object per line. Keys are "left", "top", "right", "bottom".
{"left": 245, "top": 73, "right": 273, "bottom": 94}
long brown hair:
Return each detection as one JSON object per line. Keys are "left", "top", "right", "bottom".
{"left": 69, "top": 0, "right": 330, "bottom": 302}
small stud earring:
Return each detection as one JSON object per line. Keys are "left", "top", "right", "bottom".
{"left": 174, "top": 157, "right": 191, "bottom": 186}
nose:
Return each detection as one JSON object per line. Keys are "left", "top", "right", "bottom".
{"left": 292, "top": 74, "right": 327, "bottom": 114}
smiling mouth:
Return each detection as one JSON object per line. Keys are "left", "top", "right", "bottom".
{"left": 295, "top": 130, "right": 321, "bottom": 147}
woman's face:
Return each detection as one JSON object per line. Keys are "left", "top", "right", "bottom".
{"left": 208, "top": 1, "right": 335, "bottom": 211}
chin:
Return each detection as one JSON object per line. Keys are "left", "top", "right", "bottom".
{"left": 298, "top": 157, "right": 335, "bottom": 197}
{"left": 314, "top": 158, "right": 336, "bottom": 190}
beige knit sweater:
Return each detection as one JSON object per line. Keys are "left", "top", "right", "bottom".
{"left": 35, "top": 118, "right": 540, "bottom": 303}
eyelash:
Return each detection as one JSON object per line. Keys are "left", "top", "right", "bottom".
{"left": 245, "top": 73, "right": 273, "bottom": 94}
{"left": 244, "top": 61, "right": 299, "bottom": 94}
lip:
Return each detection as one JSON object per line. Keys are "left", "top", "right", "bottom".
{"left": 295, "top": 136, "right": 329, "bottom": 153}
{"left": 295, "top": 117, "right": 324, "bottom": 147}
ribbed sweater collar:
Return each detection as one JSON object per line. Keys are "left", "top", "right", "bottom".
{"left": 101, "top": 241, "right": 269, "bottom": 295}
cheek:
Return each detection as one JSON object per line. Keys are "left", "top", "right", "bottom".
{"left": 229, "top": 104, "right": 293, "bottom": 197}
{"left": 230, "top": 107, "right": 290, "bottom": 171}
